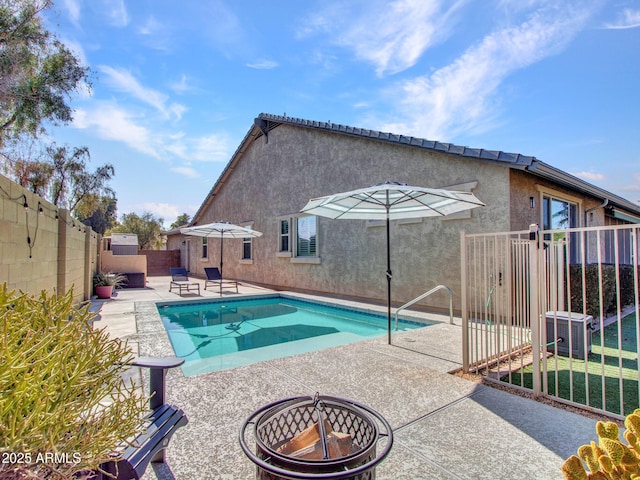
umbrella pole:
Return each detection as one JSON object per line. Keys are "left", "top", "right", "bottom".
{"left": 219, "top": 233, "right": 224, "bottom": 296}
{"left": 386, "top": 208, "right": 392, "bottom": 345}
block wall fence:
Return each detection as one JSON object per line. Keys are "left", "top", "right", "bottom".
{"left": 0, "top": 174, "right": 99, "bottom": 302}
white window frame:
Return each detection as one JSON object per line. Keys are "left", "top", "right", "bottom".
{"left": 537, "top": 186, "right": 583, "bottom": 264}
{"left": 201, "top": 237, "right": 208, "bottom": 259}
{"left": 242, "top": 237, "right": 252, "bottom": 260}
{"left": 239, "top": 223, "right": 255, "bottom": 264}
{"left": 277, "top": 218, "right": 292, "bottom": 257}
{"left": 537, "top": 187, "right": 582, "bottom": 230}
{"left": 291, "top": 215, "right": 321, "bottom": 264}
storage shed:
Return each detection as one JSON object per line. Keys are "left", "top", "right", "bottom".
{"left": 105, "top": 234, "right": 139, "bottom": 255}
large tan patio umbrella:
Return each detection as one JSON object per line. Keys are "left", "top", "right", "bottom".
{"left": 180, "top": 222, "right": 262, "bottom": 295}
{"left": 300, "top": 181, "right": 484, "bottom": 344}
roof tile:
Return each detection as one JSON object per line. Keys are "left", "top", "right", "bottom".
{"left": 257, "top": 113, "right": 537, "bottom": 167}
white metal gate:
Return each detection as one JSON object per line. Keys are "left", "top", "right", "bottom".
{"left": 461, "top": 224, "right": 640, "bottom": 419}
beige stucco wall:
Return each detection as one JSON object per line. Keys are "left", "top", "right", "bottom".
{"left": 0, "top": 175, "right": 98, "bottom": 302}
{"left": 100, "top": 250, "right": 147, "bottom": 277}
{"left": 166, "top": 234, "right": 189, "bottom": 272}
{"left": 509, "top": 170, "right": 609, "bottom": 231}
{"left": 186, "top": 124, "right": 512, "bottom": 312}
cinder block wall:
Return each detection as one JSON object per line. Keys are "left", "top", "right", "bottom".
{"left": 0, "top": 175, "right": 99, "bottom": 302}
{"left": 141, "top": 249, "right": 180, "bottom": 276}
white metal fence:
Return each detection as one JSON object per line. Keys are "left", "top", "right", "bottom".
{"left": 461, "top": 224, "right": 640, "bottom": 418}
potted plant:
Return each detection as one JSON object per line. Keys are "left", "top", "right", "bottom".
{"left": 93, "top": 271, "right": 126, "bottom": 299}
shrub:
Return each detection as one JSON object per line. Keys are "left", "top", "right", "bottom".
{"left": 0, "top": 285, "right": 147, "bottom": 479}
{"left": 562, "top": 410, "right": 640, "bottom": 480}
{"left": 569, "top": 264, "right": 638, "bottom": 318}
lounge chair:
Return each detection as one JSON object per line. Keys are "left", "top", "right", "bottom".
{"left": 204, "top": 267, "right": 239, "bottom": 294}
{"left": 169, "top": 267, "right": 200, "bottom": 296}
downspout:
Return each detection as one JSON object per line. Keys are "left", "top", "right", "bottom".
{"left": 584, "top": 198, "right": 609, "bottom": 226}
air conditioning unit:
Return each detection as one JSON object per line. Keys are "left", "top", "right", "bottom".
{"left": 545, "top": 311, "right": 593, "bottom": 360}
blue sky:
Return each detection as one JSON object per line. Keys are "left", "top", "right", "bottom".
{"left": 45, "top": 0, "right": 640, "bottom": 227}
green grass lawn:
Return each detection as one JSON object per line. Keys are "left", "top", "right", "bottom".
{"left": 503, "top": 312, "right": 639, "bottom": 416}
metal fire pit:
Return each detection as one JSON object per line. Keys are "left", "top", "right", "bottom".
{"left": 239, "top": 394, "right": 393, "bottom": 480}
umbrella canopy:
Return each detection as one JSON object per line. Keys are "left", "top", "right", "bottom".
{"left": 300, "top": 181, "right": 484, "bottom": 343}
{"left": 180, "top": 222, "right": 262, "bottom": 294}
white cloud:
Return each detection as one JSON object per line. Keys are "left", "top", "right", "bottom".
{"left": 604, "top": 8, "right": 640, "bottom": 29}
{"left": 246, "top": 60, "right": 279, "bottom": 70}
{"left": 62, "top": 0, "right": 81, "bottom": 26}
{"left": 170, "top": 166, "right": 200, "bottom": 178}
{"left": 98, "top": 66, "right": 186, "bottom": 120}
{"left": 378, "top": 4, "right": 596, "bottom": 139}
{"left": 300, "top": 0, "right": 466, "bottom": 76}
{"left": 163, "top": 132, "right": 230, "bottom": 163}
{"left": 603, "top": 172, "right": 640, "bottom": 205}
{"left": 136, "top": 15, "right": 175, "bottom": 52}
{"left": 168, "top": 103, "right": 188, "bottom": 121}
{"left": 138, "top": 15, "right": 162, "bottom": 36}
{"left": 573, "top": 171, "right": 605, "bottom": 182}
{"left": 104, "top": 0, "right": 129, "bottom": 27}
{"left": 200, "top": 2, "right": 246, "bottom": 54}
{"left": 171, "top": 75, "right": 192, "bottom": 94}
{"left": 73, "top": 102, "right": 230, "bottom": 164}
{"left": 132, "top": 202, "right": 181, "bottom": 223}
{"left": 73, "top": 104, "right": 160, "bottom": 158}
{"left": 191, "top": 134, "right": 230, "bottom": 162}
{"left": 615, "top": 173, "right": 640, "bottom": 192}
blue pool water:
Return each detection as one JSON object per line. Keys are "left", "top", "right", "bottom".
{"left": 158, "top": 295, "right": 430, "bottom": 376}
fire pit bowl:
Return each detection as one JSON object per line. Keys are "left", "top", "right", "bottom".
{"left": 239, "top": 394, "right": 393, "bottom": 480}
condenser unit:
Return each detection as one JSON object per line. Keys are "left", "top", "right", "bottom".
{"left": 545, "top": 311, "right": 593, "bottom": 360}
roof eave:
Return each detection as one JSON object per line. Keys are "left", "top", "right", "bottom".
{"left": 257, "top": 113, "right": 537, "bottom": 168}
{"left": 527, "top": 160, "right": 640, "bottom": 215}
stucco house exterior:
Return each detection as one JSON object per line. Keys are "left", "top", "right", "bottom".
{"left": 166, "top": 113, "right": 640, "bottom": 312}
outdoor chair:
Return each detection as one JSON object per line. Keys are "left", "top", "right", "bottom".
{"left": 169, "top": 267, "right": 200, "bottom": 296}
{"left": 204, "top": 267, "right": 239, "bottom": 293}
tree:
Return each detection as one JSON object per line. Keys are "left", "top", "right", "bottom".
{"left": 2, "top": 141, "right": 116, "bottom": 217}
{"left": 46, "top": 142, "right": 114, "bottom": 213}
{"left": 12, "top": 158, "right": 52, "bottom": 195}
{"left": 0, "top": 1, "right": 114, "bottom": 227}
{"left": 0, "top": 136, "right": 50, "bottom": 194}
{"left": 76, "top": 194, "right": 117, "bottom": 235}
{"left": 110, "top": 212, "right": 164, "bottom": 250}
{"left": 170, "top": 213, "right": 191, "bottom": 229}
{"left": 0, "top": 0, "right": 91, "bottom": 143}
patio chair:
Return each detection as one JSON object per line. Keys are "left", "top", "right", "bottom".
{"left": 204, "top": 267, "right": 239, "bottom": 293}
{"left": 169, "top": 267, "right": 200, "bottom": 296}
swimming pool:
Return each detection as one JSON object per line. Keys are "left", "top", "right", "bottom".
{"left": 158, "top": 295, "right": 430, "bottom": 376}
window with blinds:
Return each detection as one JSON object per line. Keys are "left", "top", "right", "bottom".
{"left": 296, "top": 216, "right": 317, "bottom": 257}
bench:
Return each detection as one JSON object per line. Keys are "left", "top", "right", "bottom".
{"left": 98, "top": 357, "right": 188, "bottom": 480}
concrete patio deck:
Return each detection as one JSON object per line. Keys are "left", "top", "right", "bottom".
{"left": 92, "top": 276, "right": 601, "bottom": 480}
